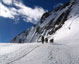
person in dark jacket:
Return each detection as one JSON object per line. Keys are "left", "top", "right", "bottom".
{"left": 41, "top": 36, "right": 44, "bottom": 44}
{"left": 45, "top": 38, "right": 48, "bottom": 43}
{"left": 50, "top": 39, "right": 54, "bottom": 43}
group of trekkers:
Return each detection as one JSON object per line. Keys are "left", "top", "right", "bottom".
{"left": 41, "top": 35, "right": 54, "bottom": 44}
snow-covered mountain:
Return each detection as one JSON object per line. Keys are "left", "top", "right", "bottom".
{"left": 11, "top": 0, "right": 79, "bottom": 43}
{"left": 2, "top": 1, "right": 79, "bottom": 64}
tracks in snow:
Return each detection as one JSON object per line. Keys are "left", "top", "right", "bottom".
{"left": 0, "top": 43, "right": 79, "bottom": 64}
{"left": 7, "top": 45, "right": 41, "bottom": 64}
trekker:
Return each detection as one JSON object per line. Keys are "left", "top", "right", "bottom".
{"left": 45, "top": 38, "right": 48, "bottom": 43}
{"left": 50, "top": 39, "right": 54, "bottom": 43}
{"left": 41, "top": 36, "right": 44, "bottom": 44}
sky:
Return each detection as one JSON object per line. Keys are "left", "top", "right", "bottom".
{"left": 0, "top": 0, "right": 70, "bottom": 43}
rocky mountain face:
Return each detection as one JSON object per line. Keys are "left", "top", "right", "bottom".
{"left": 11, "top": 0, "right": 78, "bottom": 43}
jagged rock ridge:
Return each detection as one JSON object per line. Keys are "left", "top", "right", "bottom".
{"left": 11, "top": 0, "right": 77, "bottom": 43}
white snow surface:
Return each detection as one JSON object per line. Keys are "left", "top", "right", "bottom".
{"left": 0, "top": 42, "right": 79, "bottom": 64}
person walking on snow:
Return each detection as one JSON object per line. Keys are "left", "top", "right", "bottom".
{"left": 45, "top": 38, "right": 48, "bottom": 43}
{"left": 41, "top": 36, "right": 44, "bottom": 44}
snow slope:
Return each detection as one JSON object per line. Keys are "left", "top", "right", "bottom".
{"left": 0, "top": 42, "right": 79, "bottom": 64}
{"left": 0, "top": 43, "right": 42, "bottom": 64}
{"left": 54, "top": 2, "right": 79, "bottom": 45}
